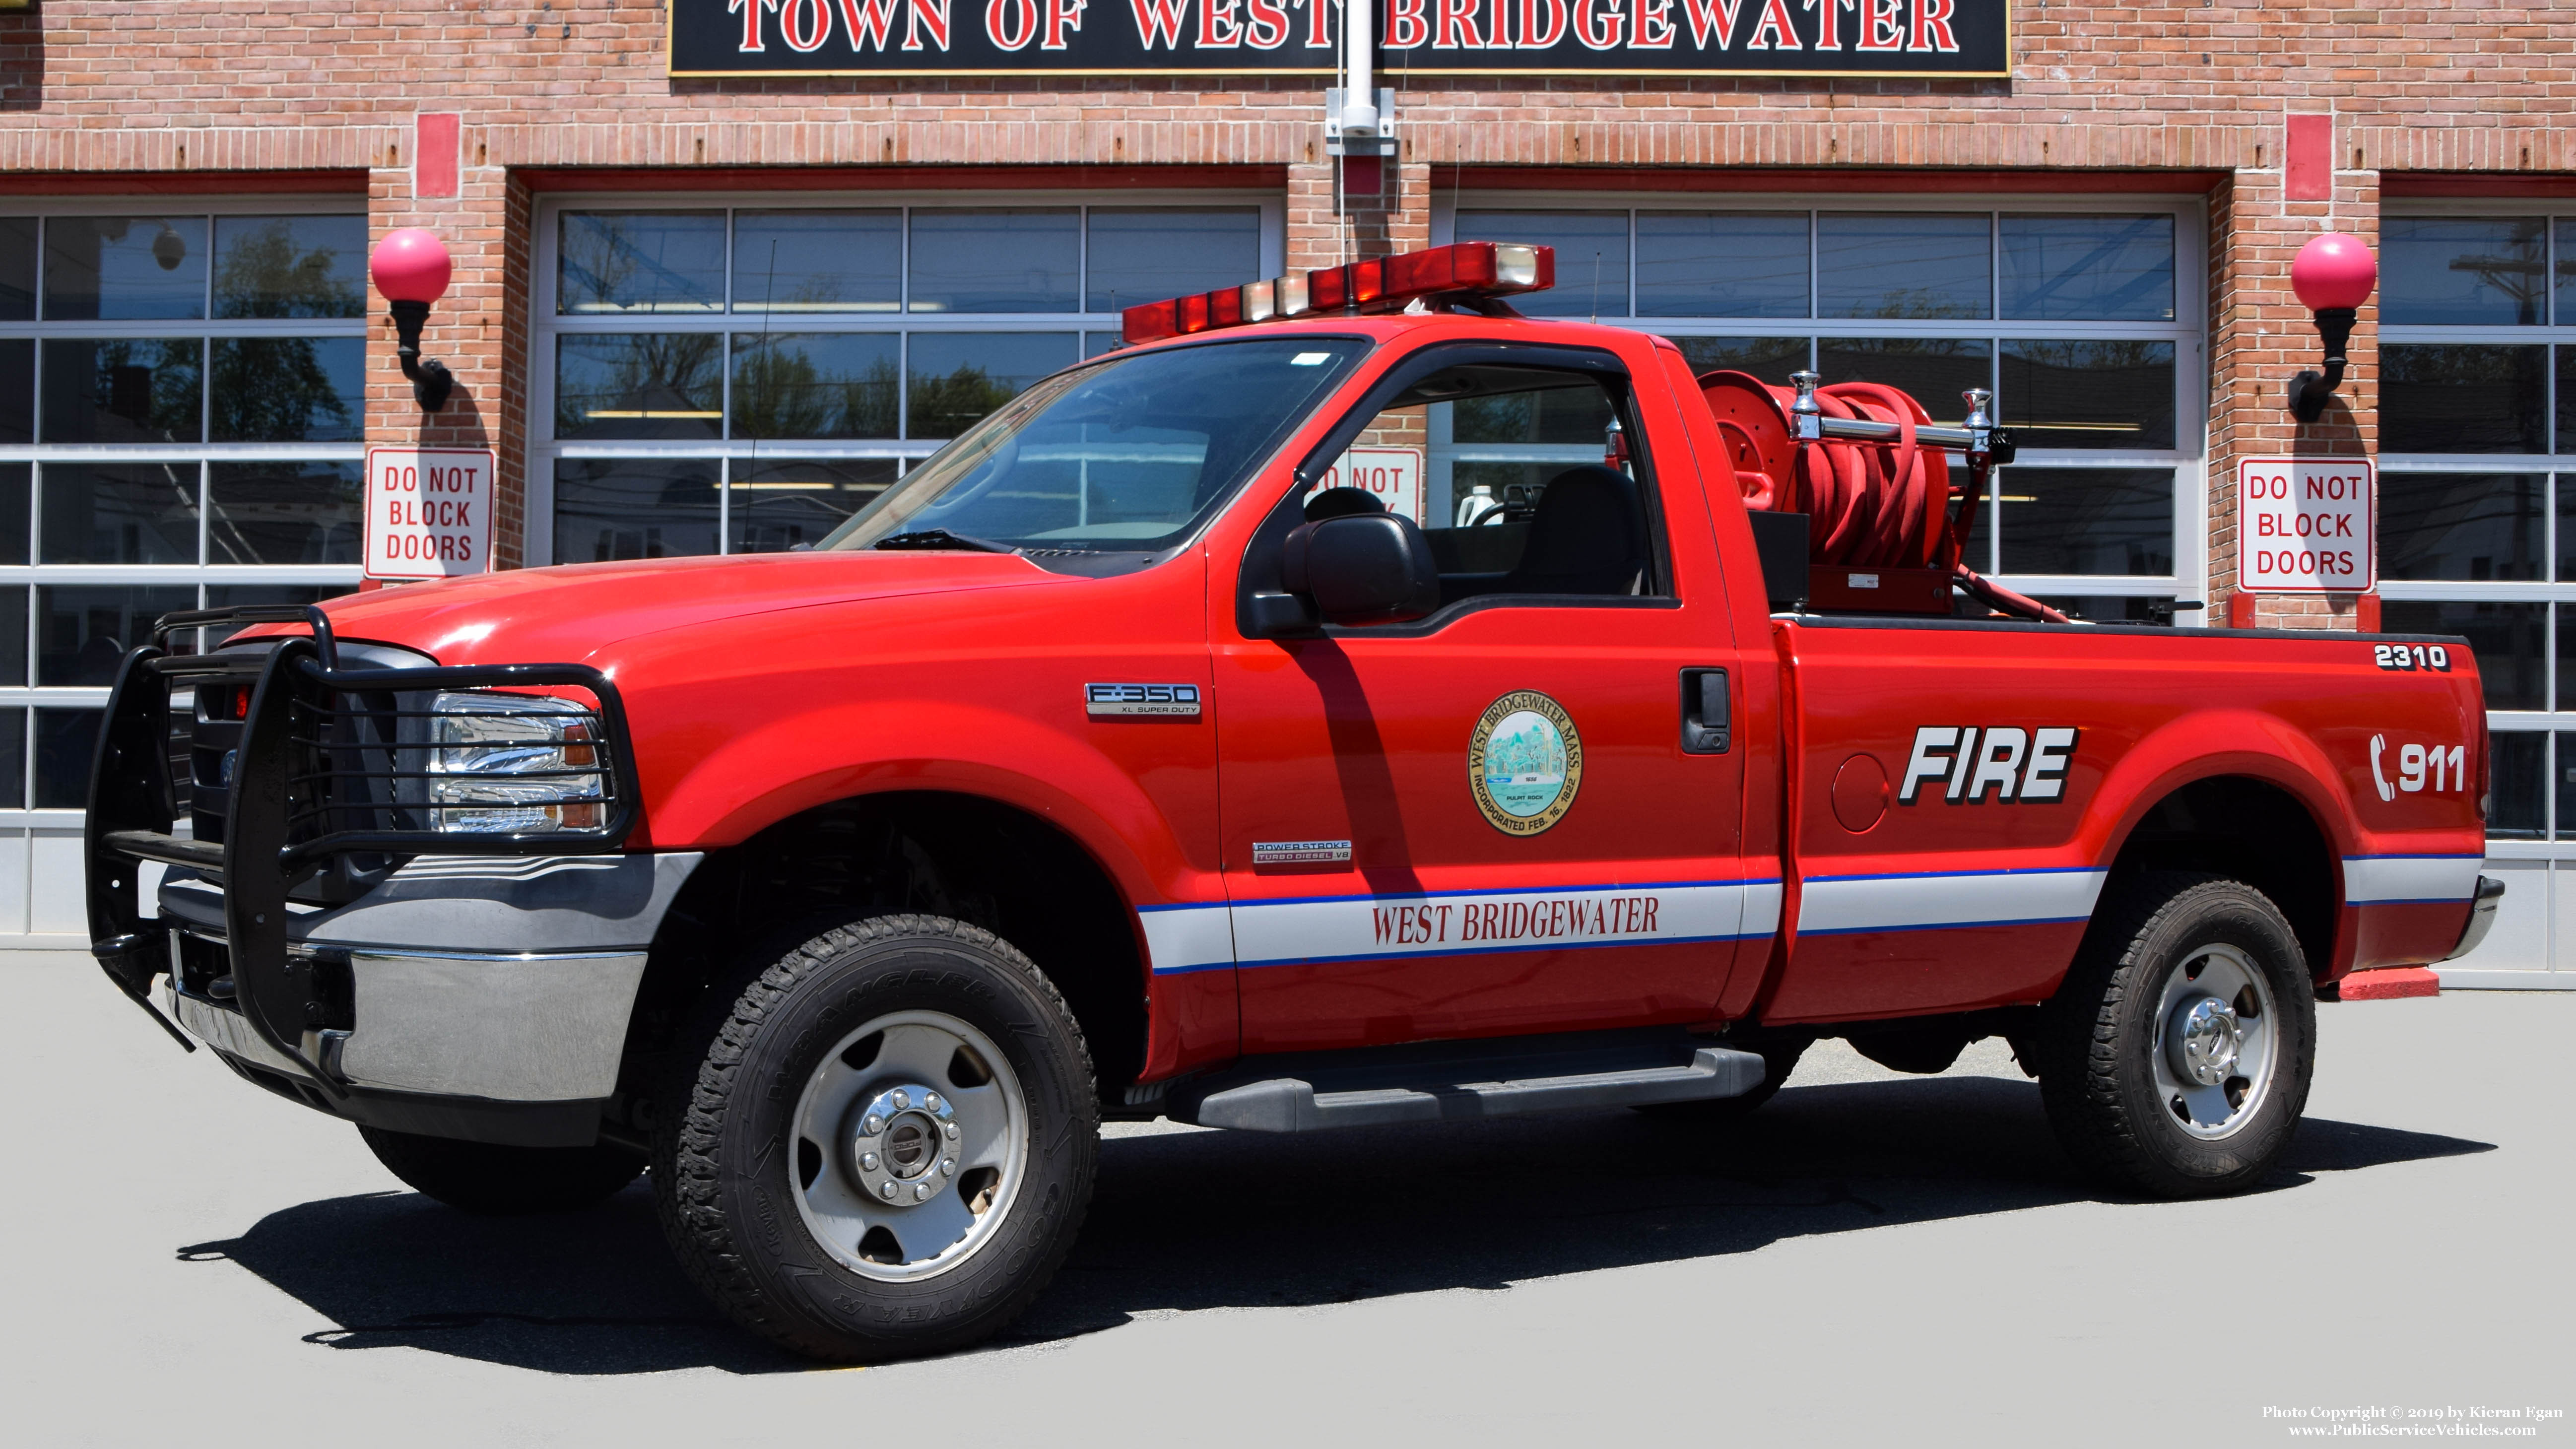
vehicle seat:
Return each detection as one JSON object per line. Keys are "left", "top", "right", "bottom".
{"left": 1500, "top": 465, "right": 1648, "bottom": 595}
{"left": 1304, "top": 486, "right": 1387, "bottom": 522}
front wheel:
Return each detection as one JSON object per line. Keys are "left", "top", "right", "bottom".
{"left": 654, "top": 914, "right": 1099, "bottom": 1362}
{"left": 2039, "top": 873, "right": 2316, "bottom": 1198}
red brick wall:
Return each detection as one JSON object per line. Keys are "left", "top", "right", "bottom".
{"left": 2, "top": 2, "right": 2570, "bottom": 614}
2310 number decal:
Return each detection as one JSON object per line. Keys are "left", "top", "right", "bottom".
{"left": 2373, "top": 643, "right": 2452, "bottom": 672}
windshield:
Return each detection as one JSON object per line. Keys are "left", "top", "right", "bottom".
{"left": 823, "top": 336, "right": 1369, "bottom": 558}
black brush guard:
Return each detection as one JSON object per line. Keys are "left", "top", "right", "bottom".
{"left": 85, "top": 604, "right": 643, "bottom": 1089}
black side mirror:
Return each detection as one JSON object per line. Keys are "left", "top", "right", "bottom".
{"left": 1280, "top": 513, "right": 1441, "bottom": 627}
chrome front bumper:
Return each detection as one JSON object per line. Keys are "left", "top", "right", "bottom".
{"left": 167, "top": 943, "right": 648, "bottom": 1101}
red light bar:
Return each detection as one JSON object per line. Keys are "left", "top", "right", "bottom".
{"left": 1121, "top": 241, "right": 1556, "bottom": 345}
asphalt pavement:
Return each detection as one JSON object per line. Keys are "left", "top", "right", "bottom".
{"left": 4, "top": 949, "right": 2565, "bottom": 1448}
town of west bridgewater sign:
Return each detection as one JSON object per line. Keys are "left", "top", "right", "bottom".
{"left": 672, "top": 0, "right": 2008, "bottom": 77}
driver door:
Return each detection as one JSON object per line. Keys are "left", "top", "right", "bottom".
{"left": 1211, "top": 344, "right": 1755, "bottom": 1054}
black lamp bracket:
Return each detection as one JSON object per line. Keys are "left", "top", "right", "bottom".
{"left": 2288, "top": 306, "right": 2357, "bottom": 423}
{"left": 387, "top": 299, "right": 456, "bottom": 412}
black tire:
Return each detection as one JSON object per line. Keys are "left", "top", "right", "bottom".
{"left": 653, "top": 913, "right": 1099, "bottom": 1363}
{"left": 2038, "top": 872, "right": 2316, "bottom": 1199}
{"left": 358, "top": 1126, "right": 645, "bottom": 1215}
{"left": 1634, "top": 1038, "right": 1808, "bottom": 1121}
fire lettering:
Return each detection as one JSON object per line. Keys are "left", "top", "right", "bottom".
{"left": 1042, "top": 0, "right": 1087, "bottom": 46}
{"left": 1517, "top": 0, "right": 1567, "bottom": 45}
{"left": 779, "top": 0, "right": 833, "bottom": 48}
{"left": 1241, "top": 0, "right": 1289, "bottom": 45}
{"left": 1803, "top": 0, "right": 1849, "bottom": 50}
{"left": 1573, "top": 0, "right": 1622, "bottom": 47}
{"left": 1434, "top": 0, "right": 1485, "bottom": 47}
{"left": 1633, "top": 0, "right": 1673, "bottom": 46}
{"left": 1384, "top": 0, "right": 1429, "bottom": 46}
{"left": 986, "top": 0, "right": 1039, "bottom": 46}
{"left": 1302, "top": 0, "right": 1333, "bottom": 47}
{"left": 1198, "top": 0, "right": 1242, "bottom": 44}
{"left": 1855, "top": 0, "right": 1899, "bottom": 48}
{"left": 731, "top": 0, "right": 780, "bottom": 50}
{"left": 904, "top": 0, "right": 952, "bottom": 49}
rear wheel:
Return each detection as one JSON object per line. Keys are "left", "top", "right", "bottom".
{"left": 358, "top": 1126, "right": 644, "bottom": 1215}
{"left": 654, "top": 914, "right": 1098, "bottom": 1363}
{"left": 2039, "top": 873, "right": 2315, "bottom": 1198}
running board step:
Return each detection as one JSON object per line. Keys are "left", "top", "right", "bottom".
{"left": 1165, "top": 1031, "right": 1768, "bottom": 1133}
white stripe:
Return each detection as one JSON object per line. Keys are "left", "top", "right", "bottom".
{"left": 2342, "top": 855, "right": 2481, "bottom": 905}
{"left": 1798, "top": 869, "right": 2108, "bottom": 936}
{"left": 1139, "top": 905, "right": 1236, "bottom": 975}
{"left": 1139, "top": 880, "right": 1769, "bottom": 975}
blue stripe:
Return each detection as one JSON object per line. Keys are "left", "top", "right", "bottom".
{"left": 2350, "top": 896, "right": 2475, "bottom": 907}
{"left": 1799, "top": 865, "right": 2101, "bottom": 886}
{"left": 2341, "top": 853, "right": 2483, "bottom": 862}
{"left": 1796, "top": 914, "right": 2092, "bottom": 937}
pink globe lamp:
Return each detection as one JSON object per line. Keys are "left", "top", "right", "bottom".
{"left": 2287, "top": 232, "right": 2378, "bottom": 422}
{"left": 369, "top": 228, "right": 457, "bottom": 412}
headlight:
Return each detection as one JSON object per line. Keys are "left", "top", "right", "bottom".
{"left": 429, "top": 691, "right": 607, "bottom": 834}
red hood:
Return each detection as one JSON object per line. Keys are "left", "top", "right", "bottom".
{"left": 295, "top": 551, "right": 1073, "bottom": 666}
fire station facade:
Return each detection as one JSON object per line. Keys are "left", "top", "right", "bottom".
{"left": 0, "top": 0, "right": 2568, "bottom": 980}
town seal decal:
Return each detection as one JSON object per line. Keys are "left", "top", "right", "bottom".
{"left": 1468, "top": 691, "right": 1583, "bottom": 836}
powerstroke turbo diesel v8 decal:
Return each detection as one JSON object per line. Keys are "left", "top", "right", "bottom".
{"left": 1897, "top": 726, "right": 2079, "bottom": 804}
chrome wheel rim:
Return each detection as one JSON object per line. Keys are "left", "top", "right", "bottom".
{"left": 789, "top": 1009, "right": 1029, "bottom": 1282}
{"left": 2149, "top": 943, "right": 2277, "bottom": 1141}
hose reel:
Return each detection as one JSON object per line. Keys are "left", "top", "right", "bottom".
{"left": 1698, "top": 369, "right": 2063, "bottom": 623}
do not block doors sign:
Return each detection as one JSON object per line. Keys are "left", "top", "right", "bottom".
{"left": 2238, "top": 457, "right": 2374, "bottom": 593}
{"left": 366, "top": 447, "right": 496, "bottom": 580}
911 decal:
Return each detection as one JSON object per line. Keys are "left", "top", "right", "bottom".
{"left": 2372, "top": 643, "right": 2452, "bottom": 672}
{"left": 1897, "top": 726, "right": 2080, "bottom": 804}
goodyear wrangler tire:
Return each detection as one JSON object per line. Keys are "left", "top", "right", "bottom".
{"left": 2039, "top": 872, "right": 2316, "bottom": 1199}
{"left": 654, "top": 914, "right": 1099, "bottom": 1363}
{"left": 358, "top": 1127, "right": 644, "bottom": 1214}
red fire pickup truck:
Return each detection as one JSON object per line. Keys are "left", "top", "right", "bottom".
{"left": 88, "top": 242, "right": 2497, "bottom": 1363}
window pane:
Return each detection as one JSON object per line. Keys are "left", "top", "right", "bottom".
{"left": 554, "top": 334, "right": 723, "bottom": 441}
{"left": 1450, "top": 382, "right": 1615, "bottom": 445}
{"left": 0, "top": 337, "right": 29, "bottom": 444}
{"left": 731, "top": 332, "right": 899, "bottom": 440}
{"left": 209, "top": 336, "right": 362, "bottom": 442}
{"left": 43, "top": 216, "right": 207, "bottom": 321}
{"left": 1454, "top": 211, "right": 1630, "bottom": 319}
{"left": 0, "top": 711, "right": 20, "bottom": 809}
{"left": 906, "top": 332, "right": 1078, "bottom": 439}
{"left": 1997, "top": 468, "right": 2173, "bottom": 576}
{"left": 34, "top": 708, "right": 101, "bottom": 810}
{"left": 206, "top": 461, "right": 363, "bottom": 566}
{"left": 729, "top": 458, "right": 899, "bottom": 554}
{"left": 908, "top": 210, "right": 1078, "bottom": 314}
{"left": 2558, "top": 732, "right": 2576, "bottom": 841}
{"left": 1817, "top": 214, "right": 1990, "bottom": 320}
{"left": 1086, "top": 208, "right": 1262, "bottom": 314}
{"left": 2559, "top": 346, "right": 2575, "bottom": 454}
{"left": 2378, "top": 600, "right": 2544, "bottom": 710}
{"left": 0, "top": 217, "right": 32, "bottom": 321}
{"left": 2560, "top": 220, "right": 2576, "bottom": 326}
{"left": 1635, "top": 212, "right": 1808, "bottom": 319}
{"left": 552, "top": 458, "right": 719, "bottom": 564}
{"left": 0, "top": 464, "right": 27, "bottom": 565}
{"left": 1815, "top": 338, "right": 1989, "bottom": 425}
{"left": 732, "top": 210, "right": 900, "bottom": 314}
{"left": 40, "top": 338, "right": 203, "bottom": 444}
{"left": 2379, "top": 345, "right": 2545, "bottom": 454}
{"left": 1999, "top": 340, "right": 2175, "bottom": 450}
{"left": 0, "top": 586, "right": 25, "bottom": 686}
{"left": 2490, "top": 731, "right": 2545, "bottom": 841}
{"left": 2560, "top": 606, "right": 2576, "bottom": 712}
{"left": 2381, "top": 217, "right": 2546, "bottom": 327}
{"left": 2379, "top": 472, "right": 2543, "bottom": 582}
{"left": 38, "top": 586, "right": 197, "bottom": 686}
{"left": 558, "top": 212, "right": 726, "bottom": 315}
{"left": 1668, "top": 335, "right": 1807, "bottom": 385}
{"left": 212, "top": 215, "right": 366, "bottom": 319}
{"left": 1999, "top": 214, "right": 2175, "bottom": 322}
{"left": 39, "top": 462, "right": 198, "bottom": 565}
